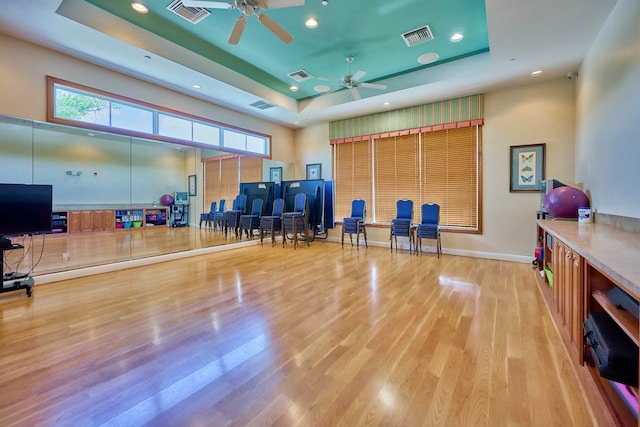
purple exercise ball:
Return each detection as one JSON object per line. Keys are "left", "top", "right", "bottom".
{"left": 160, "top": 193, "right": 175, "bottom": 206}
{"left": 544, "top": 186, "right": 590, "bottom": 218}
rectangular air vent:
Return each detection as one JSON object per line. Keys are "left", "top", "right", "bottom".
{"left": 401, "top": 25, "right": 434, "bottom": 47}
{"left": 288, "top": 69, "right": 313, "bottom": 82}
{"left": 250, "top": 100, "right": 275, "bottom": 110}
{"left": 167, "top": 0, "right": 210, "bottom": 24}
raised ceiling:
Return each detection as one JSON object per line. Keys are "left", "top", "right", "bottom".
{"left": 0, "top": 0, "right": 616, "bottom": 127}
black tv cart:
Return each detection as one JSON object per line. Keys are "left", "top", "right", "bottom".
{"left": 1, "top": 243, "right": 34, "bottom": 297}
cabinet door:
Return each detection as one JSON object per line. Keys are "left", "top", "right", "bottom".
{"left": 68, "top": 210, "right": 92, "bottom": 233}
{"left": 553, "top": 239, "right": 565, "bottom": 315}
{"left": 568, "top": 250, "right": 583, "bottom": 358}
{"left": 92, "top": 210, "right": 115, "bottom": 231}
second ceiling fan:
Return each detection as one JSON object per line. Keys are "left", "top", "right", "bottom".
{"left": 182, "top": 0, "right": 304, "bottom": 44}
{"left": 319, "top": 56, "right": 387, "bottom": 100}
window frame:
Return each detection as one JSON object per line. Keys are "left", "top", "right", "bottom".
{"left": 46, "top": 76, "right": 271, "bottom": 157}
{"left": 333, "top": 124, "right": 483, "bottom": 234}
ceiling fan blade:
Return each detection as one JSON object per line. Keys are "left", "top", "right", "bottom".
{"left": 351, "top": 70, "right": 366, "bottom": 81}
{"left": 325, "top": 85, "right": 343, "bottom": 94}
{"left": 181, "top": 0, "right": 234, "bottom": 9}
{"left": 228, "top": 15, "right": 247, "bottom": 45}
{"left": 257, "top": 14, "right": 293, "bottom": 44}
{"left": 318, "top": 76, "right": 341, "bottom": 82}
{"left": 349, "top": 87, "right": 362, "bottom": 100}
{"left": 359, "top": 82, "right": 387, "bottom": 90}
{"left": 261, "top": 0, "right": 305, "bottom": 9}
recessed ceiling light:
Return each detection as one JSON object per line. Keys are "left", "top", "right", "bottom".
{"left": 450, "top": 33, "right": 463, "bottom": 42}
{"left": 383, "top": 102, "right": 390, "bottom": 106}
{"left": 305, "top": 18, "right": 318, "bottom": 28}
{"left": 290, "top": 85, "right": 299, "bottom": 92}
{"left": 531, "top": 70, "right": 544, "bottom": 76}
{"left": 192, "top": 84, "right": 201, "bottom": 89}
{"left": 314, "top": 85, "right": 330, "bottom": 93}
{"left": 131, "top": 2, "right": 149, "bottom": 14}
{"left": 418, "top": 52, "right": 439, "bottom": 65}
{"left": 321, "top": 0, "right": 328, "bottom": 5}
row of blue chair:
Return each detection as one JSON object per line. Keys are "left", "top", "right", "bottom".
{"left": 341, "top": 198, "right": 441, "bottom": 256}
{"left": 201, "top": 193, "right": 311, "bottom": 249}
{"left": 391, "top": 199, "right": 441, "bottom": 256}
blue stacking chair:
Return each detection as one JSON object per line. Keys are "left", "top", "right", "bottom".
{"left": 417, "top": 203, "right": 442, "bottom": 257}
{"left": 260, "top": 198, "right": 285, "bottom": 246}
{"left": 390, "top": 199, "right": 414, "bottom": 253}
{"left": 282, "top": 193, "right": 310, "bottom": 249}
{"left": 239, "top": 198, "right": 264, "bottom": 240}
{"left": 199, "top": 201, "right": 217, "bottom": 229}
{"left": 224, "top": 194, "right": 247, "bottom": 239}
{"left": 342, "top": 199, "right": 367, "bottom": 249}
{"left": 212, "top": 199, "right": 226, "bottom": 231}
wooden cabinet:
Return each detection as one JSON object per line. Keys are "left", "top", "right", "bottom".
{"left": 92, "top": 210, "right": 115, "bottom": 232}
{"left": 536, "top": 220, "right": 640, "bottom": 427}
{"left": 541, "top": 234, "right": 583, "bottom": 363}
{"left": 68, "top": 210, "right": 92, "bottom": 233}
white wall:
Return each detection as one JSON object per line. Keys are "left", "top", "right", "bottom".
{"left": 576, "top": 0, "right": 640, "bottom": 218}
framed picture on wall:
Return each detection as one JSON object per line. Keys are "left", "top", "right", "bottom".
{"left": 188, "top": 174, "right": 196, "bottom": 196}
{"left": 510, "top": 143, "right": 545, "bottom": 192}
{"left": 269, "top": 167, "right": 282, "bottom": 185}
{"left": 306, "top": 163, "right": 321, "bottom": 180}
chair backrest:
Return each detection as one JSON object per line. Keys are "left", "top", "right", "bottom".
{"left": 396, "top": 199, "right": 413, "bottom": 221}
{"left": 232, "top": 194, "right": 247, "bottom": 212}
{"left": 271, "top": 198, "right": 285, "bottom": 216}
{"left": 421, "top": 203, "right": 440, "bottom": 225}
{"left": 209, "top": 201, "right": 217, "bottom": 214}
{"left": 351, "top": 199, "right": 366, "bottom": 220}
{"left": 293, "top": 193, "right": 307, "bottom": 213}
{"left": 217, "top": 199, "right": 226, "bottom": 212}
{"left": 250, "top": 198, "right": 263, "bottom": 216}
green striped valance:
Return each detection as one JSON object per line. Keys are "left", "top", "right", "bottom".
{"left": 329, "top": 94, "right": 484, "bottom": 142}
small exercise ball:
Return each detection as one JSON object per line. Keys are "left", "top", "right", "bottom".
{"left": 160, "top": 193, "right": 174, "bottom": 206}
{"left": 544, "top": 186, "right": 590, "bottom": 218}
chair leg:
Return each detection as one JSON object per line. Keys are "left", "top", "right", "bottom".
{"left": 341, "top": 227, "right": 345, "bottom": 248}
{"left": 355, "top": 225, "right": 359, "bottom": 250}
{"left": 363, "top": 226, "right": 368, "bottom": 248}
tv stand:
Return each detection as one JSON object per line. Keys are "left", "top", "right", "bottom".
{"left": 1, "top": 243, "right": 33, "bottom": 297}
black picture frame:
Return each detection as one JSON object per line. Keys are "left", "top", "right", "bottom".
{"left": 188, "top": 174, "right": 196, "bottom": 196}
{"left": 510, "top": 143, "right": 545, "bottom": 192}
{"left": 269, "top": 167, "right": 282, "bottom": 185}
{"left": 306, "top": 163, "right": 321, "bottom": 180}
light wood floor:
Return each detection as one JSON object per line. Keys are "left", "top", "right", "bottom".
{"left": 0, "top": 241, "right": 594, "bottom": 426}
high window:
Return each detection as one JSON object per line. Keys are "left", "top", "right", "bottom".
{"left": 47, "top": 76, "right": 270, "bottom": 156}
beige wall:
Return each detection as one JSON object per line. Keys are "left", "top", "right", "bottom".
{"left": 303, "top": 79, "right": 576, "bottom": 260}
{"left": 0, "top": 33, "right": 295, "bottom": 222}
{"left": 0, "top": 32, "right": 582, "bottom": 260}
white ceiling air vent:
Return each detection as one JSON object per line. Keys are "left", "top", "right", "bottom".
{"left": 167, "top": 0, "right": 210, "bottom": 24}
{"left": 250, "top": 100, "right": 275, "bottom": 110}
{"left": 401, "top": 25, "right": 434, "bottom": 47}
{"left": 288, "top": 69, "right": 313, "bottom": 82}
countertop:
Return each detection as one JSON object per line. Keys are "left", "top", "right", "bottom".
{"left": 538, "top": 219, "right": 640, "bottom": 297}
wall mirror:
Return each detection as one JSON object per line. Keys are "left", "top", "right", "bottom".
{"left": 0, "top": 114, "right": 292, "bottom": 277}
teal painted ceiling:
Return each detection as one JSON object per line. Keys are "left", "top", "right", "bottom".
{"left": 84, "top": 0, "right": 489, "bottom": 100}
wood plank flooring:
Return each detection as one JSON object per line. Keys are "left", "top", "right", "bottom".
{"left": 0, "top": 241, "right": 595, "bottom": 426}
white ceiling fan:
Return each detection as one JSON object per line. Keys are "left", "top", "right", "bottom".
{"left": 181, "top": 0, "right": 304, "bottom": 45}
{"left": 319, "top": 56, "right": 387, "bottom": 100}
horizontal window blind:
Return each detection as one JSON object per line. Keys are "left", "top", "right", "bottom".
{"left": 333, "top": 125, "right": 482, "bottom": 231}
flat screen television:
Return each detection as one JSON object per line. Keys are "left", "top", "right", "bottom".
{"left": 0, "top": 183, "right": 53, "bottom": 247}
